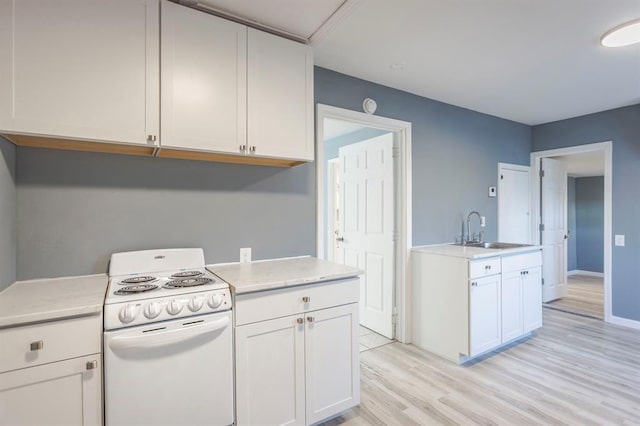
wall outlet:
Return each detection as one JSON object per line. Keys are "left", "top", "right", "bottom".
{"left": 240, "top": 247, "right": 252, "bottom": 263}
{"left": 480, "top": 216, "right": 486, "bottom": 227}
{"left": 615, "top": 235, "right": 625, "bottom": 247}
{"left": 488, "top": 187, "right": 497, "bottom": 198}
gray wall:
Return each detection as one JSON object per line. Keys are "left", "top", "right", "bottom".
{"left": 316, "top": 67, "right": 532, "bottom": 245}
{"left": 532, "top": 104, "right": 640, "bottom": 321}
{"left": 0, "top": 136, "right": 16, "bottom": 291}
{"left": 567, "top": 177, "right": 577, "bottom": 272}
{"left": 16, "top": 67, "right": 532, "bottom": 280}
{"left": 17, "top": 148, "right": 315, "bottom": 279}
{"left": 575, "top": 176, "right": 604, "bottom": 273}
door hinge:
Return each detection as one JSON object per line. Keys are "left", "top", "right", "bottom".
{"left": 500, "top": 174, "right": 504, "bottom": 180}
{"left": 542, "top": 278, "right": 545, "bottom": 286}
{"left": 392, "top": 147, "right": 400, "bottom": 158}
{"left": 392, "top": 231, "right": 399, "bottom": 242}
{"left": 539, "top": 223, "right": 545, "bottom": 231}
{"left": 539, "top": 169, "right": 545, "bottom": 178}
{"left": 392, "top": 307, "right": 398, "bottom": 324}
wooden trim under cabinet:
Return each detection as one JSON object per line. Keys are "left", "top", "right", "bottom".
{"left": 4, "top": 133, "right": 155, "bottom": 157}
{"left": 156, "top": 147, "right": 307, "bottom": 167}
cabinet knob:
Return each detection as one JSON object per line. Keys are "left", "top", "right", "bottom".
{"left": 249, "top": 145, "right": 256, "bottom": 153}
{"left": 86, "top": 360, "right": 98, "bottom": 370}
{"left": 307, "top": 316, "right": 314, "bottom": 323}
{"left": 30, "top": 340, "right": 43, "bottom": 351}
{"left": 147, "top": 134, "right": 157, "bottom": 142}
{"left": 296, "top": 318, "right": 304, "bottom": 325}
{"left": 485, "top": 265, "right": 491, "bottom": 270}
{"left": 239, "top": 144, "right": 247, "bottom": 152}
{"left": 302, "top": 296, "right": 310, "bottom": 303}
{"left": 471, "top": 282, "right": 477, "bottom": 287}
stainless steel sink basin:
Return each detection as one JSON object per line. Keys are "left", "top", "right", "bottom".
{"left": 465, "top": 242, "right": 531, "bottom": 249}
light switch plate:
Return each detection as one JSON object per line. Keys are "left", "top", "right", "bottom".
{"left": 488, "top": 187, "right": 496, "bottom": 197}
{"left": 240, "top": 247, "right": 252, "bottom": 263}
{"left": 615, "top": 235, "right": 625, "bottom": 247}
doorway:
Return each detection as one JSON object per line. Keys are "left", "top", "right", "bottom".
{"left": 531, "top": 142, "right": 611, "bottom": 321}
{"left": 316, "top": 104, "right": 412, "bottom": 343}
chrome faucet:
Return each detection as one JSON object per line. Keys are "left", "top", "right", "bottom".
{"left": 466, "top": 211, "right": 482, "bottom": 244}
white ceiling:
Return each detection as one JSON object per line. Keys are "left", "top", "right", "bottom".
{"left": 186, "top": 0, "right": 640, "bottom": 125}
{"left": 323, "top": 118, "right": 367, "bottom": 141}
{"left": 555, "top": 151, "right": 605, "bottom": 177}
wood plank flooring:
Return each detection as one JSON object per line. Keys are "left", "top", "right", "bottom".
{"left": 322, "top": 309, "right": 640, "bottom": 425}
{"left": 544, "top": 274, "right": 604, "bottom": 319}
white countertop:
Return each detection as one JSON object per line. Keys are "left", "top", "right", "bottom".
{"left": 0, "top": 274, "right": 108, "bottom": 328}
{"left": 412, "top": 243, "right": 542, "bottom": 259}
{"left": 207, "top": 256, "right": 363, "bottom": 294}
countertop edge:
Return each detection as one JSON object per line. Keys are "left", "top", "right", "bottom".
{"left": 412, "top": 244, "right": 543, "bottom": 259}
{"left": 230, "top": 271, "right": 362, "bottom": 295}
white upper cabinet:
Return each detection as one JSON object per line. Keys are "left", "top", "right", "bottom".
{"left": 161, "top": 1, "right": 247, "bottom": 155}
{"left": 0, "top": 0, "right": 159, "bottom": 147}
{"left": 247, "top": 28, "right": 314, "bottom": 161}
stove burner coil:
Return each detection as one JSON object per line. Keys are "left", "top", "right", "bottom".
{"left": 114, "top": 284, "right": 158, "bottom": 295}
{"left": 164, "top": 277, "right": 213, "bottom": 288}
{"left": 120, "top": 276, "right": 157, "bottom": 285}
{"left": 170, "top": 270, "right": 203, "bottom": 279}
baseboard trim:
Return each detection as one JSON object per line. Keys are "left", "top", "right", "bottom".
{"left": 568, "top": 270, "right": 604, "bottom": 277}
{"left": 608, "top": 315, "right": 640, "bottom": 330}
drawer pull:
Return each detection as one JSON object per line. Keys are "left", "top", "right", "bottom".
{"left": 296, "top": 318, "right": 304, "bottom": 325}
{"left": 485, "top": 265, "right": 491, "bottom": 270}
{"left": 307, "top": 316, "right": 314, "bottom": 323}
{"left": 86, "top": 360, "right": 98, "bottom": 370}
{"left": 302, "top": 296, "right": 310, "bottom": 303}
{"left": 30, "top": 340, "right": 43, "bottom": 351}
{"left": 471, "top": 282, "right": 478, "bottom": 287}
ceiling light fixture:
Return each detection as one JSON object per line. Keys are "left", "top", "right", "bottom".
{"left": 601, "top": 19, "right": 640, "bottom": 47}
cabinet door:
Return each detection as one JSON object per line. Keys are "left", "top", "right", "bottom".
{"left": 0, "top": 0, "right": 159, "bottom": 146}
{"left": 501, "top": 271, "right": 524, "bottom": 342}
{"left": 161, "top": 1, "right": 247, "bottom": 154}
{"left": 469, "top": 275, "right": 502, "bottom": 356}
{"left": 247, "top": 28, "right": 314, "bottom": 161}
{"left": 305, "top": 304, "right": 360, "bottom": 425}
{"left": 0, "top": 354, "right": 101, "bottom": 426}
{"left": 523, "top": 266, "right": 543, "bottom": 332}
{"left": 235, "top": 315, "right": 305, "bottom": 426}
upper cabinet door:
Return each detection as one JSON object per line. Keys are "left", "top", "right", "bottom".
{"left": 247, "top": 28, "right": 314, "bottom": 161}
{"left": 0, "top": 0, "right": 159, "bottom": 146}
{"left": 161, "top": 1, "right": 247, "bottom": 155}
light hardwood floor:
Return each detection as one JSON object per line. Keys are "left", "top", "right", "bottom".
{"left": 544, "top": 274, "right": 604, "bottom": 319}
{"left": 322, "top": 309, "right": 640, "bottom": 425}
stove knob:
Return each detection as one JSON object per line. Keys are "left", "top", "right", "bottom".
{"left": 144, "top": 302, "right": 161, "bottom": 319}
{"left": 188, "top": 296, "right": 204, "bottom": 312}
{"left": 167, "top": 299, "right": 183, "bottom": 315}
{"left": 208, "top": 294, "right": 223, "bottom": 309}
{"left": 118, "top": 304, "right": 139, "bottom": 323}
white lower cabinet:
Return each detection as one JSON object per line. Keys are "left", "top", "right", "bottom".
{"left": 500, "top": 270, "right": 524, "bottom": 342}
{"left": 234, "top": 279, "right": 360, "bottom": 426}
{"left": 469, "top": 275, "right": 502, "bottom": 356}
{"left": 522, "top": 266, "right": 543, "bottom": 332}
{"left": 0, "top": 314, "right": 103, "bottom": 425}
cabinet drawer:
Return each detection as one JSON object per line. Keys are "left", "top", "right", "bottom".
{"left": 469, "top": 258, "right": 501, "bottom": 278}
{"left": 502, "top": 250, "right": 542, "bottom": 273}
{"left": 0, "top": 314, "right": 102, "bottom": 373}
{"left": 235, "top": 278, "right": 360, "bottom": 326}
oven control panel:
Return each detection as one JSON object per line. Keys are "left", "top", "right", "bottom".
{"left": 104, "top": 288, "right": 232, "bottom": 330}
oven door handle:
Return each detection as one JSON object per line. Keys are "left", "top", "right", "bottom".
{"left": 108, "top": 316, "right": 229, "bottom": 351}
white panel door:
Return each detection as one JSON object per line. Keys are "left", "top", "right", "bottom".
{"left": 469, "top": 275, "right": 501, "bottom": 356}
{"left": 339, "top": 133, "right": 395, "bottom": 338}
{"left": 161, "top": 1, "right": 246, "bottom": 154}
{"left": 540, "top": 158, "right": 568, "bottom": 302}
{"left": 305, "top": 304, "right": 360, "bottom": 425}
{"left": 247, "top": 28, "right": 313, "bottom": 160}
{"left": 0, "top": 355, "right": 102, "bottom": 426}
{"left": 235, "top": 315, "right": 305, "bottom": 426}
{"left": 498, "top": 164, "right": 531, "bottom": 243}
{"left": 523, "top": 266, "right": 543, "bottom": 332}
{"left": 0, "top": 0, "right": 159, "bottom": 146}
{"left": 500, "top": 271, "right": 524, "bottom": 342}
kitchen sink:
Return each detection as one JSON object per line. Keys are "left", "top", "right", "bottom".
{"left": 464, "top": 242, "right": 531, "bottom": 249}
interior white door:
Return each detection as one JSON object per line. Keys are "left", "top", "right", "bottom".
{"left": 498, "top": 164, "right": 531, "bottom": 243}
{"left": 540, "top": 157, "right": 568, "bottom": 302}
{"left": 339, "top": 133, "right": 395, "bottom": 338}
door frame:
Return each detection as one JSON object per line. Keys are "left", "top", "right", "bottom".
{"left": 316, "top": 104, "right": 412, "bottom": 343}
{"left": 497, "top": 162, "right": 531, "bottom": 243}
{"left": 530, "top": 141, "right": 612, "bottom": 322}
{"left": 326, "top": 158, "right": 340, "bottom": 263}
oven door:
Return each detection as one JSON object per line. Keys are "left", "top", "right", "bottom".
{"left": 104, "top": 311, "right": 233, "bottom": 426}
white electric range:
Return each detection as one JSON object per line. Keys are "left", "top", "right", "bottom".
{"left": 103, "top": 248, "right": 233, "bottom": 426}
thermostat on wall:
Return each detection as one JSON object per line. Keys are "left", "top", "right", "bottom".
{"left": 489, "top": 186, "right": 497, "bottom": 197}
